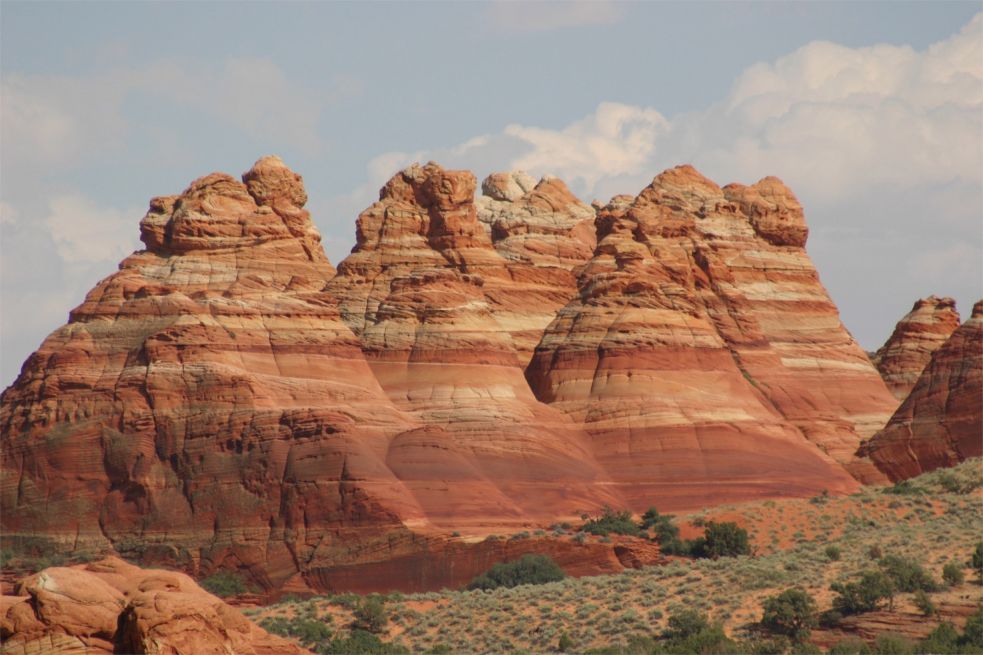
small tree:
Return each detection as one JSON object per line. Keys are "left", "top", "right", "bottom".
{"left": 581, "top": 507, "right": 640, "bottom": 536}
{"left": 831, "top": 570, "right": 895, "bottom": 615}
{"left": 761, "top": 588, "right": 818, "bottom": 642}
{"left": 920, "top": 622, "right": 959, "bottom": 655}
{"left": 912, "top": 589, "right": 936, "bottom": 617}
{"left": 697, "top": 521, "right": 750, "bottom": 559}
{"left": 878, "top": 554, "right": 939, "bottom": 592}
{"left": 466, "top": 554, "right": 566, "bottom": 590}
{"left": 942, "top": 562, "right": 965, "bottom": 587}
{"left": 663, "top": 608, "right": 710, "bottom": 641}
{"left": 352, "top": 596, "right": 388, "bottom": 634}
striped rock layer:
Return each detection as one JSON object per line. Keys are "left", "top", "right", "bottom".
{"left": 525, "top": 165, "right": 898, "bottom": 502}
{"left": 871, "top": 296, "right": 962, "bottom": 400}
{"left": 1, "top": 158, "right": 905, "bottom": 592}
{"left": 861, "top": 300, "right": 983, "bottom": 480}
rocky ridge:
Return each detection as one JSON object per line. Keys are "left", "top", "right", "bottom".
{"left": 871, "top": 296, "right": 962, "bottom": 400}
{"left": 861, "top": 300, "right": 983, "bottom": 480}
{"left": 1, "top": 157, "right": 916, "bottom": 593}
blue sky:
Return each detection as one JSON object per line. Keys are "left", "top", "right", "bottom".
{"left": 2, "top": 1, "right": 981, "bottom": 387}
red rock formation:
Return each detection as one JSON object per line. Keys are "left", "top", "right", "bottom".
{"left": 525, "top": 165, "right": 896, "bottom": 505}
{"left": 861, "top": 300, "right": 983, "bottom": 480}
{"left": 0, "top": 156, "right": 429, "bottom": 590}
{"left": 871, "top": 296, "right": 961, "bottom": 400}
{"left": 327, "top": 163, "right": 622, "bottom": 526}
{"left": 0, "top": 557, "right": 309, "bottom": 655}
{"left": 475, "top": 171, "right": 597, "bottom": 364}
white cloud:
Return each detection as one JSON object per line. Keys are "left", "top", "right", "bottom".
{"left": 485, "top": 0, "right": 625, "bottom": 33}
{"left": 43, "top": 195, "right": 142, "bottom": 265}
{"left": 353, "top": 13, "right": 982, "bottom": 347}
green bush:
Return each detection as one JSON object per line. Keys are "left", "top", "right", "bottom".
{"left": 883, "top": 480, "right": 925, "bottom": 496}
{"left": 321, "top": 629, "right": 409, "bottom": 654}
{"left": 877, "top": 555, "right": 939, "bottom": 592}
{"left": 942, "top": 562, "right": 965, "bottom": 587}
{"left": 661, "top": 610, "right": 736, "bottom": 654}
{"left": 581, "top": 507, "right": 641, "bottom": 537}
{"left": 352, "top": 596, "right": 388, "bottom": 634}
{"left": 825, "top": 545, "right": 841, "bottom": 561}
{"left": 972, "top": 542, "right": 983, "bottom": 574}
{"left": 871, "top": 633, "right": 914, "bottom": 655}
{"left": 827, "top": 638, "right": 872, "bottom": 655}
{"left": 963, "top": 606, "right": 983, "bottom": 649}
{"left": 558, "top": 632, "right": 574, "bottom": 652}
{"left": 912, "top": 589, "right": 935, "bottom": 617}
{"left": 831, "top": 570, "right": 895, "bottom": 615}
{"left": 868, "top": 544, "right": 883, "bottom": 560}
{"left": 466, "top": 554, "right": 566, "bottom": 590}
{"left": 694, "top": 521, "right": 750, "bottom": 559}
{"left": 760, "top": 588, "right": 818, "bottom": 642}
{"left": 919, "top": 622, "right": 960, "bottom": 654}
{"left": 200, "top": 570, "right": 249, "bottom": 598}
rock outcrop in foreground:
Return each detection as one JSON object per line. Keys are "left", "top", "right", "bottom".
{"left": 1, "top": 157, "right": 906, "bottom": 592}
{"left": 862, "top": 300, "right": 983, "bottom": 480}
{"left": 0, "top": 557, "right": 308, "bottom": 655}
{"left": 871, "top": 296, "right": 962, "bottom": 400}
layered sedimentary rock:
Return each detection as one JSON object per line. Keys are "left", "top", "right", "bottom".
{"left": 861, "top": 300, "right": 983, "bottom": 480}
{"left": 0, "top": 157, "right": 430, "bottom": 588}
{"left": 871, "top": 296, "right": 961, "bottom": 399}
{"left": 0, "top": 557, "right": 309, "bottom": 655}
{"left": 327, "top": 163, "right": 621, "bottom": 524}
{"left": 526, "top": 165, "right": 896, "bottom": 503}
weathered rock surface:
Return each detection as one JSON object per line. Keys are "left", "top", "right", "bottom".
{"left": 0, "top": 557, "right": 309, "bottom": 655}
{"left": 0, "top": 156, "right": 429, "bottom": 590}
{"left": 1, "top": 157, "right": 913, "bottom": 596}
{"left": 871, "top": 296, "right": 961, "bottom": 400}
{"left": 326, "top": 163, "right": 621, "bottom": 525}
{"left": 525, "top": 165, "right": 896, "bottom": 504}
{"left": 861, "top": 300, "right": 983, "bottom": 480}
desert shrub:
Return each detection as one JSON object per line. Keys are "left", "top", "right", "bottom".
{"left": 963, "top": 606, "right": 983, "bottom": 649}
{"left": 760, "top": 588, "right": 818, "bottom": 642}
{"left": 912, "top": 589, "right": 935, "bottom": 617}
{"left": 582, "top": 507, "right": 641, "bottom": 536}
{"left": 877, "top": 555, "right": 939, "bottom": 592}
{"left": 425, "top": 646, "right": 453, "bottom": 655}
{"left": 883, "top": 480, "right": 925, "bottom": 496}
{"left": 200, "top": 570, "right": 249, "bottom": 597}
{"left": 259, "top": 617, "right": 291, "bottom": 637}
{"left": 868, "top": 544, "right": 883, "bottom": 560}
{"left": 828, "top": 638, "right": 872, "bottom": 655}
{"left": 663, "top": 608, "right": 710, "bottom": 641}
{"left": 321, "top": 629, "right": 409, "bottom": 654}
{"left": 466, "top": 554, "right": 565, "bottom": 590}
{"left": 818, "top": 609, "right": 843, "bottom": 628}
{"left": 693, "top": 521, "right": 750, "bottom": 559}
{"left": 825, "top": 545, "right": 841, "bottom": 561}
{"left": 871, "top": 633, "right": 914, "bottom": 655}
{"left": 352, "top": 596, "right": 388, "bottom": 634}
{"left": 942, "top": 562, "right": 965, "bottom": 587}
{"left": 972, "top": 542, "right": 983, "bottom": 574}
{"left": 831, "top": 570, "right": 895, "bottom": 615}
{"left": 919, "top": 622, "right": 960, "bottom": 654}
{"left": 789, "top": 643, "right": 822, "bottom": 655}
{"left": 558, "top": 632, "right": 574, "bottom": 652}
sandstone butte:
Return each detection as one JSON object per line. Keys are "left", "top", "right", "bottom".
{"left": 0, "top": 557, "right": 310, "bottom": 655}
{"left": 1, "top": 156, "right": 906, "bottom": 595}
{"left": 871, "top": 296, "right": 962, "bottom": 400}
{"left": 860, "top": 300, "right": 983, "bottom": 480}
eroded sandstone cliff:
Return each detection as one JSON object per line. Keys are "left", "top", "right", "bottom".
{"left": 861, "top": 300, "right": 983, "bottom": 480}
{"left": 871, "top": 296, "right": 962, "bottom": 400}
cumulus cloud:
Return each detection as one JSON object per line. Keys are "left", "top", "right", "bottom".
{"left": 485, "top": 0, "right": 625, "bottom": 33}
{"left": 354, "top": 14, "right": 982, "bottom": 347}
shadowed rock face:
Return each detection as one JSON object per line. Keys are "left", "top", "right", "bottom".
{"left": 872, "top": 296, "right": 962, "bottom": 400}
{"left": 861, "top": 300, "right": 983, "bottom": 480}
{"left": 0, "top": 557, "right": 310, "bottom": 655}
{"left": 1, "top": 157, "right": 909, "bottom": 594}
